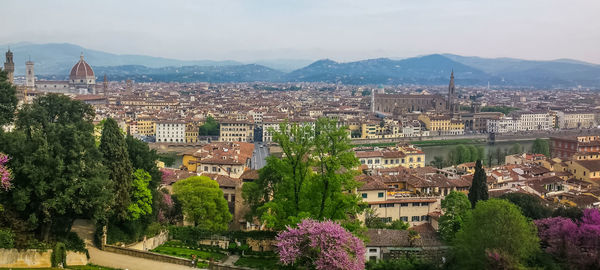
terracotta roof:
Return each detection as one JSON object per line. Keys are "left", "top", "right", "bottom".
{"left": 201, "top": 173, "right": 240, "bottom": 187}
{"left": 240, "top": 169, "right": 259, "bottom": 180}
{"left": 574, "top": 160, "right": 600, "bottom": 172}
{"left": 70, "top": 55, "right": 95, "bottom": 79}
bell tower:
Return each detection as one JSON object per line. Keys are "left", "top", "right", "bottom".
{"left": 26, "top": 58, "right": 35, "bottom": 88}
{"left": 4, "top": 49, "right": 15, "bottom": 84}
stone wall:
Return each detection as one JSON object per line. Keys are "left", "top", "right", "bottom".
{"left": 245, "top": 238, "right": 277, "bottom": 252}
{"left": 104, "top": 245, "right": 192, "bottom": 266}
{"left": 0, "top": 249, "right": 87, "bottom": 268}
{"left": 208, "top": 262, "right": 252, "bottom": 270}
{"left": 127, "top": 231, "right": 169, "bottom": 251}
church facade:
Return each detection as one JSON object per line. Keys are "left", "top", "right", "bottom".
{"left": 372, "top": 72, "right": 458, "bottom": 115}
{"left": 4, "top": 50, "right": 97, "bottom": 95}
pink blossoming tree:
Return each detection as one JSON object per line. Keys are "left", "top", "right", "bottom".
{"left": 276, "top": 219, "right": 365, "bottom": 270}
{"left": 535, "top": 209, "right": 600, "bottom": 268}
{"left": 0, "top": 153, "right": 12, "bottom": 191}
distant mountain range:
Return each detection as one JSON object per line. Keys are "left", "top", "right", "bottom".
{"left": 3, "top": 43, "right": 600, "bottom": 88}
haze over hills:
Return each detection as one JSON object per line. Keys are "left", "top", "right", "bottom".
{"left": 4, "top": 43, "right": 600, "bottom": 88}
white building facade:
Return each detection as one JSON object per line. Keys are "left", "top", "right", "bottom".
{"left": 156, "top": 121, "right": 185, "bottom": 143}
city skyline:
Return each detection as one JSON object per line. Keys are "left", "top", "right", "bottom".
{"left": 2, "top": 0, "right": 599, "bottom": 64}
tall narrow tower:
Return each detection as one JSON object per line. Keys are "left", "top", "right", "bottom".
{"left": 4, "top": 49, "right": 15, "bottom": 84}
{"left": 447, "top": 70, "right": 457, "bottom": 115}
{"left": 103, "top": 74, "right": 108, "bottom": 96}
{"left": 25, "top": 59, "right": 35, "bottom": 88}
{"left": 371, "top": 88, "right": 375, "bottom": 113}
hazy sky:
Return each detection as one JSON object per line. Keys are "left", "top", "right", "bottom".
{"left": 2, "top": 0, "right": 599, "bottom": 63}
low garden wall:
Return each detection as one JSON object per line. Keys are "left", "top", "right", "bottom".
{"left": 127, "top": 230, "right": 169, "bottom": 251}
{"left": 104, "top": 244, "right": 192, "bottom": 266}
{"left": 0, "top": 248, "right": 87, "bottom": 268}
{"left": 208, "top": 262, "right": 253, "bottom": 270}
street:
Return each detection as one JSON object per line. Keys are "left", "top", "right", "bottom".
{"left": 251, "top": 142, "right": 269, "bottom": 170}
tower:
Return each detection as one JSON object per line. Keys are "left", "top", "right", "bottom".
{"left": 25, "top": 59, "right": 35, "bottom": 88}
{"left": 371, "top": 88, "right": 375, "bottom": 113}
{"left": 4, "top": 49, "right": 15, "bottom": 84}
{"left": 447, "top": 70, "right": 457, "bottom": 115}
{"left": 103, "top": 74, "right": 108, "bottom": 96}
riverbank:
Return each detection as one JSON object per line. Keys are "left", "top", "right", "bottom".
{"left": 354, "top": 138, "right": 486, "bottom": 148}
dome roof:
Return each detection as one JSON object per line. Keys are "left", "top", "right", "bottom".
{"left": 70, "top": 54, "right": 95, "bottom": 80}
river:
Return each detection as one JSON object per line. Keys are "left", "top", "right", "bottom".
{"left": 420, "top": 140, "right": 535, "bottom": 164}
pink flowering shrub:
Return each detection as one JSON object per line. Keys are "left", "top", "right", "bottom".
{"left": 157, "top": 192, "right": 175, "bottom": 224}
{"left": 535, "top": 209, "right": 600, "bottom": 268}
{"left": 0, "top": 153, "right": 12, "bottom": 191}
{"left": 160, "top": 168, "right": 175, "bottom": 185}
{"left": 276, "top": 219, "right": 365, "bottom": 270}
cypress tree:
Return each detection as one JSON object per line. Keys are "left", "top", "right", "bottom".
{"left": 100, "top": 118, "right": 133, "bottom": 220}
{"left": 468, "top": 160, "right": 488, "bottom": 208}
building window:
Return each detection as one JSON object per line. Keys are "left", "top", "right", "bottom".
{"left": 421, "top": 215, "right": 429, "bottom": 221}
{"left": 412, "top": 216, "right": 420, "bottom": 222}
{"left": 421, "top": 202, "right": 429, "bottom": 206}
{"left": 400, "top": 216, "right": 408, "bottom": 221}
{"left": 369, "top": 248, "right": 377, "bottom": 253}
{"left": 362, "top": 193, "right": 367, "bottom": 198}
{"left": 417, "top": 157, "right": 421, "bottom": 162}
{"left": 386, "top": 203, "right": 394, "bottom": 207}
{"left": 378, "top": 192, "right": 384, "bottom": 198}
{"left": 400, "top": 203, "right": 408, "bottom": 207}
{"left": 412, "top": 202, "right": 420, "bottom": 206}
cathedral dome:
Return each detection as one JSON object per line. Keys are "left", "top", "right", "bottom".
{"left": 69, "top": 53, "right": 95, "bottom": 81}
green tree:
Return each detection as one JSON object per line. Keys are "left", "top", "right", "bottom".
{"left": 453, "top": 199, "right": 540, "bottom": 269}
{"left": 257, "top": 121, "right": 315, "bottom": 229}
{"left": 387, "top": 219, "right": 409, "bottom": 230}
{"left": 100, "top": 118, "right": 133, "bottom": 221}
{"left": 198, "top": 116, "right": 220, "bottom": 136}
{"left": 495, "top": 148, "right": 504, "bottom": 165}
{"left": 430, "top": 156, "right": 445, "bottom": 169}
{"left": 438, "top": 191, "right": 471, "bottom": 243}
{"left": 0, "top": 94, "right": 111, "bottom": 240}
{"left": 531, "top": 138, "right": 550, "bottom": 157}
{"left": 486, "top": 150, "right": 493, "bottom": 167}
{"left": 510, "top": 143, "right": 522, "bottom": 154}
{"left": 0, "top": 69, "right": 18, "bottom": 126}
{"left": 468, "top": 160, "right": 488, "bottom": 208}
{"left": 312, "top": 118, "right": 361, "bottom": 219}
{"left": 476, "top": 146, "right": 485, "bottom": 162}
{"left": 467, "top": 145, "right": 478, "bottom": 162}
{"left": 361, "top": 89, "right": 371, "bottom": 96}
{"left": 456, "top": 145, "right": 470, "bottom": 164}
{"left": 499, "top": 193, "right": 551, "bottom": 220}
{"left": 127, "top": 169, "right": 153, "bottom": 220}
{"left": 125, "top": 135, "right": 161, "bottom": 190}
{"left": 245, "top": 119, "right": 363, "bottom": 230}
{"left": 172, "top": 176, "right": 232, "bottom": 231}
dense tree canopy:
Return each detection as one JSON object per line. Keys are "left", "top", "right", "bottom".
{"left": 172, "top": 176, "right": 232, "bottom": 231}
{"left": 446, "top": 144, "right": 485, "bottom": 165}
{"left": 100, "top": 118, "right": 133, "bottom": 221}
{"left": 532, "top": 138, "right": 550, "bottom": 157}
{"left": 127, "top": 169, "right": 153, "bottom": 220}
{"left": 198, "top": 116, "right": 220, "bottom": 136}
{"left": 453, "top": 199, "right": 539, "bottom": 269}
{"left": 244, "top": 119, "right": 363, "bottom": 230}
{"left": 0, "top": 69, "right": 18, "bottom": 126}
{"left": 125, "top": 135, "right": 162, "bottom": 190}
{"left": 499, "top": 193, "right": 552, "bottom": 220}
{"left": 0, "top": 94, "right": 112, "bottom": 240}
{"left": 438, "top": 191, "right": 471, "bottom": 243}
